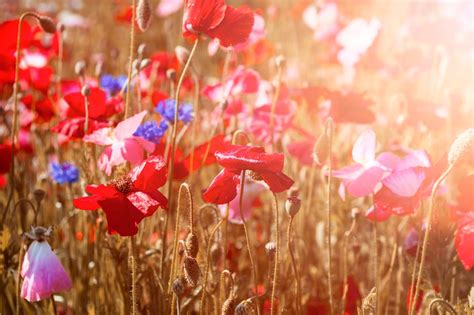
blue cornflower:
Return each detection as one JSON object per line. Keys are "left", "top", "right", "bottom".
{"left": 155, "top": 99, "right": 194, "bottom": 124}
{"left": 50, "top": 162, "right": 80, "bottom": 184}
{"left": 133, "top": 120, "right": 168, "bottom": 144}
{"left": 100, "top": 74, "right": 127, "bottom": 95}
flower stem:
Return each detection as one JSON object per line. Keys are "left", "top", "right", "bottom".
{"left": 129, "top": 236, "right": 137, "bottom": 315}
{"left": 160, "top": 38, "right": 199, "bottom": 286}
{"left": 270, "top": 192, "right": 280, "bottom": 315}
{"left": 326, "top": 118, "right": 334, "bottom": 315}
{"left": 124, "top": 0, "right": 136, "bottom": 119}
{"left": 16, "top": 238, "right": 25, "bottom": 315}
{"left": 410, "top": 164, "right": 453, "bottom": 315}
{"left": 239, "top": 170, "right": 260, "bottom": 315}
{"left": 200, "top": 219, "right": 224, "bottom": 314}
{"left": 287, "top": 215, "right": 301, "bottom": 314}
{"left": 269, "top": 61, "right": 283, "bottom": 151}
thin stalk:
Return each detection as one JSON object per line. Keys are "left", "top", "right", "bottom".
{"left": 84, "top": 94, "right": 90, "bottom": 134}
{"left": 16, "top": 239, "right": 25, "bottom": 315}
{"left": 51, "top": 296, "right": 57, "bottom": 314}
{"left": 167, "top": 185, "right": 184, "bottom": 295}
{"left": 287, "top": 216, "right": 301, "bottom": 314}
{"left": 6, "top": 12, "right": 40, "bottom": 216}
{"left": 200, "top": 219, "right": 224, "bottom": 314}
{"left": 341, "top": 215, "right": 357, "bottom": 313}
{"left": 239, "top": 171, "right": 260, "bottom": 315}
{"left": 373, "top": 220, "right": 379, "bottom": 315}
{"left": 270, "top": 193, "right": 280, "bottom": 315}
{"left": 410, "top": 164, "right": 454, "bottom": 315}
{"left": 129, "top": 237, "right": 137, "bottom": 315}
{"left": 188, "top": 73, "right": 200, "bottom": 185}
{"left": 408, "top": 221, "right": 424, "bottom": 315}
{"left": 326, "top": 118, "right": 334, "bottom": 315}
{"left": 160, "top": 38, "right": 199, "bottom": 281}
{"left": 428, "top": 298, "right": 456, "bottom": 315}
{"left": 124, "top": 0, "right": 137, "bottom": 118}
{"left": 269, "top": 62, "right": 283, "bottom": 151}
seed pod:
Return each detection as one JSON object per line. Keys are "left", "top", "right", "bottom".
{"left": 235, "top": 300, "right": 254, "bottom": 315}
{"left": 221, "top": 297, "right": 236, "bottom": 315}
{"left": 351, "top": 207, "right": 361, "bottom": 219}
{"left": 313, "top": 132, "right": 330, "bottom": 165}
{"left": 38, "top": 16, "right": 56, "bottom": 34}
{"left": 183, "top": 256, "right": 200, "bottom": 287}
{"left": 166, "top": 69, "right": 176, "bottom": 81}
{"left": 172, "top": 277, "right": 185, "bottom": 296}
{"left": 185, "top": 233, "right": 199, "bottom": 258}
{"left": 175, "top": 46, "right": 190, "bottom": 65}
{"left": 448, "top": 128, "right": 474, "bottom": 166}
{"left": 285, "top": 196, "right": 301, "bottom": 218}
{"left": 136, "top": 0, "right": 151, "bottom": 31}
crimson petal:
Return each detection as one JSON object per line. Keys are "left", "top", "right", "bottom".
{"left": 259, "top": 170, "right": 294, "bottom": 193}
{"left": 216, "top": 145, "right": 284, "bottom": 173}
{"left": 206, "top": 6, "right": 255, "bottom": 47}
{"left": 203, "top": 169, "right": 240, "bottom": 204}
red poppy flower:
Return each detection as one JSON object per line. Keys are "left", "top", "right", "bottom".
{"left": 0, "top": 19, "right": 33, "bottom": 54}
{"left": 60, "top": 87, "right": 107, "bottom": 120}
{"left": 73, "top": 155, "right": 168, "bottom": 236}
{"left": 20, "top": 66, "right": 54, "bottom": 93}
{"left": 22, "top": 95, "right": 55, "bottom": 122}
{"left": 321, "top": 91, "right": 375, "bottom": 124}
{"left": 286, "top": 138, "right": 316, "bottom": 166}
{"left": 183, "top": 0, "right": 255, "bottom": 47}
{"left": 203, "top": 145, "right": 294, "bottom": 204}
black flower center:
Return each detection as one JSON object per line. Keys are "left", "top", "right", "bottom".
{"left": 110, "top": 175, "right": 133, "bottom": 194}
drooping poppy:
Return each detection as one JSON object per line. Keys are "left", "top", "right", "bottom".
{"left": 73, "top": 155, "right": 168, "bottom": 236}
{"left": 203, "top": 145, "right": 294, "bottom": 204}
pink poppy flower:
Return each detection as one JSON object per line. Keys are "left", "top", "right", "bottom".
{"left": 303, "top": 2, "right": 339, "bottom": 41}
{"left": 218, "top": 180, "right": 266, "bottom": 224}
{"left": 336, "top": 18, "right": 380, "bottom": 68}
{"left": 333, "top": 129, "right": 399, "bottom": 197}
{"left": 21, "top": 240, "right": 72, "bottom": 302}
{"left": 84, "top": 111, "right": 155, "bottom": 175}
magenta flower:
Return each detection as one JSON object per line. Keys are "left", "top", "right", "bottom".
{"left": 21, "top": 234, "right": 72, "bottom": 302}
{"left": 333, "top": 129, "right": 399, "bottom": 197}
{"left": 218, "top": 180, "right": 266, "bottom": 224}
{"left": 84, "top": 111, "right": 155, "bottom": 175}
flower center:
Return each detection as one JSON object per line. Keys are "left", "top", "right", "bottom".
{"left": 110, "top": 175, "right": 133, "bottom": 194}
{"left": 247, "top": 171, "right": 263, "bottom": 181}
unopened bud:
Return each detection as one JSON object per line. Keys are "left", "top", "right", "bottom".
{"left": 285, "top": 196, "right": 301, "bottom": 217}
{"left": 33, "top": 189, "right": 46, "bottom": 203}
{"left": 185, "top": 233, "right": 199, "bottom": 258}
{"left": 172, "top": 277, "right": 185, "bottom": 296}
{"left": 136, "top": 0, "right": 152, "bottom": 31}
{"left": 137, "top": 43, "right": 146, "bottom": 57}
{"left": 166, "top": 69, "right": 176, "bottom": 81}
{"left": 81, "top": 84, "right": 90, "bottom": 96}
{"left": 75, "top": 61, "right": 86, "bottom": 77}
{"left": 313, "top": 133, "right": 330, "bottom": 165}
{"left": 448, "top": 128, "right": 474, "bottom": 166}
{"left": 351, "top": 207, "right": 361, "bottom": 219}
{"left": 183, "top": 256, "right": 200, "bottom": 287}
{"left": 221, "top": 297, "right": 236, "bottom": 315}
{"left": 38, "top": 16, "right": 57, "bottom": 34}
{"left": 275, "top": 55, "right": 286, "bottom": 68}
{"left": 175, "top": 46, "right": 190, "bottom": 64}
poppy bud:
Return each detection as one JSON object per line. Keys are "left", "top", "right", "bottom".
{"left": 235, "top": 300, "right": 254, "bottom": 315}
{"left": 172, "top": 277, "right": 185, "bottom": 296}
{"left": 175, "top": 46, "right": 190, "bottom": 65}
{"left": 33, "top": 189, "right": 46, "bottom": 203}
{"left": 74, "top": 61, "right": 86, "bottom": 77}
{"left": 351, "top": 207, "right": 361, "bottom": 219}
{"left": 183, "top": 256, "right": 200, "bottom": 287}
{"left": 38, "top": 16, "right": 57, "bottom": 34}
{"left": 285, "top": 196, "right": 301, "bottom": 217}
{"left": 265, "top": 242, "right": 276, "bottom": 261}
{"left": 136, "top": 0, "right": 152, "bottom": 31}
{"left": 167, "top": 69, "right": 176, "bottom": 81}
{"left": 448, "top": 128, "right": 474, "bottom": 166}
{"left": 137, "top": 43, "right": 146, "bottom": 57}
{"left": 81, "top": 84, "right": 90, "bottom": 97}
{"left": 275, "top": 55, "right": 286, "bottom": 68}
{"left": 287, "top": 186, "right": 299, "bottom": 198}
{"left": 185, "top": 233, "right": 199, "bottom": 258}
{"left": 313, "top": 133, "right": 330, "bottom": 165}
{"left": 57, "top": 22, "right": 65, "bottom": 33}
{"left": 221, "top": 297, "right": 236, "bottom": 315}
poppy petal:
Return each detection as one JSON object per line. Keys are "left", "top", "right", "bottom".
{"left": 203, "top": 169, "right": 240, "bottom": 204}
{"left": 132, "top": 155, "right": 168, "bottom": 191}
{"left": 352, "top": 129, "right": 376, "bottom": 165}
{"left": 216, "top": 145, "right": 284, "bottom": 173}
{"left": 259, "top": 170, "right": 294, "bottom": 193}
{"left": 115, "top": 110, "right": 147, "bottom": 141}
{"left": 206, "top": 6, "right": 255, "bottom": 47}
{"left": 382, "top": 168, "right": 425, "bottom": 197}
{"left": 455, "top": 214, "right": 474, "bottom": 270}
{"left": 98, "top": 195, "right": 144, "bottom": 236}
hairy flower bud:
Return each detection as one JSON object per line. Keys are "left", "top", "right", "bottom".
{"left": 172, "top": 277, "right": 185, "bottom": 296}
{"left": 221, "top": 297, "right": 236, "bottom": 315}
{"left": 183, "top": 256, "right": 200, "bottom": 287}
{"left": 33, "top": 189, "right": 46, "bottom": 203}
{"left": 136, "top": 0, "right": 152, "bottom": 31}
{"left": 81, "top": 84, "right": 90, "bottom": 97}
{"left": 74, "top": 61, "right": 86, "bottom": 77}
{"left": 175, "top": 46, "right": 190, "bottom": 65}
{"left": 448, "top": 128, "right": 474, "bottom": 166}
{"left": 38, "top": 16, "right": 57, "bottom": 34}
{"left": 185, "top": 233, "right": 199, "bottom": 258}
{"left": 285, "top": 196, "right": 301, "bottom": 217}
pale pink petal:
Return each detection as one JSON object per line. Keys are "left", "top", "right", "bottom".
{"left": 98, "top": 144, "right": 126, "bottom": 176}
{"left": 333, "top": 164, "right": 364, "bottom": 180}
{"left": 395, "top": 150, "right": 431, "bottom": 171}
{"left": 346, "top": 165, "right": 385, "bottom": 197}
{"left": 115, "top": 111, "right": 147, "bottom": 141}
{"left": 202, "top": 83, "right": 224, "bottom": 102}
{"left": 83, "top": 127, "right": 115, "bottom": 145}
{"left": 208, "top": 38, "right": 221, "bottom": 56}
{"left": 122, "top": 139, "right": 145, "bottom": 165}
{"left": 382, "top": 168, "right": 425, "bottom": 197}
{"left": 376, "top": 152, "right": 400, "bottom": 170}
{"left": 156, "top": 0, "right": 184, "bottom": 17}
{"left": 219, "top": 180, "right": 266, "bottom": 224}
{"left": 352, "top": 129, "right": 376, "bottom": 165}
{"left": 21, "top": 241, "right": 72, "bottom": 302}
